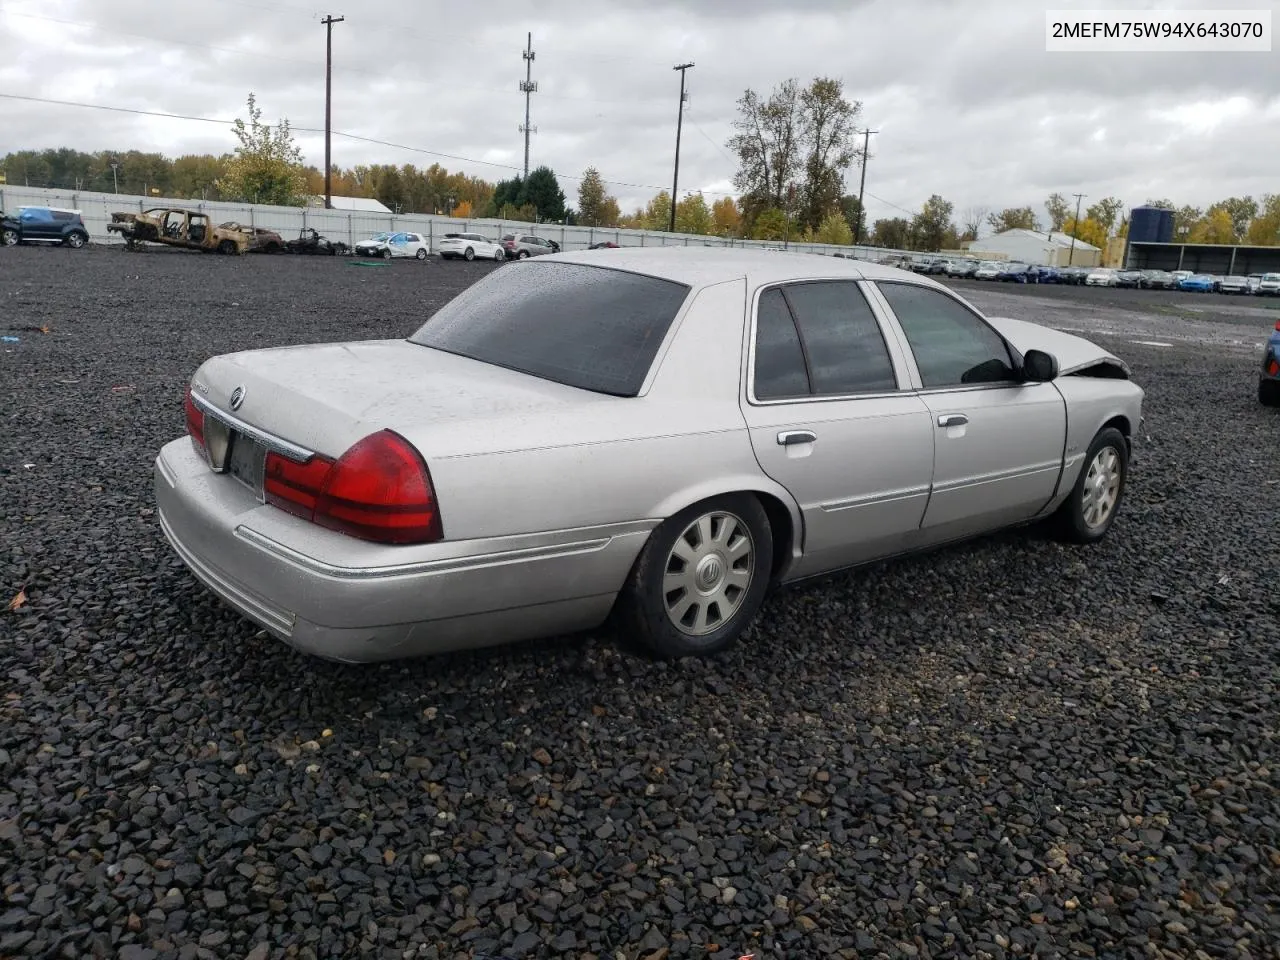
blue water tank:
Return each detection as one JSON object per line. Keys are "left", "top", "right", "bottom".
{"left": 1129, "top": 206, "right": 1172, "bottom": 244}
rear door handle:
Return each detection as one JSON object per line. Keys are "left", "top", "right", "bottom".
{"left": 777, "top": 430, "right": 817, "bottom": 446}
{"left": 937, "top": 414, "right": 968, "bottom": 428}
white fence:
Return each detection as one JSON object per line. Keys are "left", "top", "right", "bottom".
{"left": 0, "top": 185, "right": 908, "bottom": 260}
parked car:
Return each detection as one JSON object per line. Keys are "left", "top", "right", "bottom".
{"left": 1178, "top": 274, "right": 1215, "bottom": 292}
{"left": 1218, "top": 275, "right": 1252, "bottom": 295}
{"left": 220, "top": 223, "right": 286, "bottom": 254}
{"left": 1, "top": 206, "right": 90, "bottom": 248}
{"left": 973, "top": 261, "right": 1004, "bottom": 280}
{"left": 1034, "top": 265, "right": 1061, "bottom": 283}
{"left": 159, "top": 250, "right": 1143, "bottom": 664}
{"left": 1257, "top": 273, "right": 1280, "bottom": 296}
{"left": 286, "top": 227, "right": 349, "bottom": 256}
{"left": 354, "top": 231, "right": 429, "bottom": 260}
{"left": 502, "top": 233, "right": 559, "bottom": 259}
{"left": 1086, "top": 268, "right": 1118, "bottom": 287}
{"left": 1260, "top": 319, "right": 1280, "bottom": 406}
{"left": 1115, "top": 270, "right": 1144, "bottom": 288}
{"left": 436, "top": 232, "right": 505, "bottom": 262}
{"left": 1057, "top": 266, "right": 1089, "bottom": 286}
{"left": 1139, "top": 270, "right": 1177, "bottom": 289}
{"left": 1170, "top": 270, "right": 1193, "bottom": 284}
{"left": 1247, "top": 274, "right": 1265, "bottom": 293}
{"left": 997, "top": 261, "right": 1037, "bottom": 283}
{"left": 107, "top": 208, "right": 250, "bottom": 254}
{"left": 946, "top": 259, "right": 979, "bottom": 278}
{"left": 589, "top": 241, "right": 621, "bottom": 250}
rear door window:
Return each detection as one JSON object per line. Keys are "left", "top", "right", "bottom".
{"left": 781, "top": 281, "right": 898, "bottom": 395}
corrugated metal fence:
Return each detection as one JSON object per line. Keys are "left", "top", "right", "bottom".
{"left": 0, "top": 185, "right": 907, "bottom": 260}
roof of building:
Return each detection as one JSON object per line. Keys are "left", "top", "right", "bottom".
{"left": 311, "top": 195, "right": 393, "bottom": 213}
{"left": 973, "top": 228, "right": 1101, "bottom": 252}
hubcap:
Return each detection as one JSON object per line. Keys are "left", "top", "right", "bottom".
{"left": 1081, "top": 445, "right": 1122, "bottom": 529}
{"left": 663, "top": 512, "right": 754, "bottom": 637}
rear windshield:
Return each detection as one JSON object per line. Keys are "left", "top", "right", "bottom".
{"left": 408, "top": 261, "right": 691, "bottom": 396}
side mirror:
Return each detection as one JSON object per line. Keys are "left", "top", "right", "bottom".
{"left": 1022, "top": 349, "right": 1059, "bottom": 382}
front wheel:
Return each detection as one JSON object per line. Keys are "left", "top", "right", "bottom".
{"left": 494, "top": 248, "right": 505, "bottom": 262}
{"left": 2, "top": 228, "right": 19, "bottom": 246}
{"left": 416, "top": 248, "right": 428, "bottom": 260}
{"left": 381, "top": 248, "right": 392, "bottom": 260}
{"left": 463, "top": 247, "right": 475, "bottom": 261}
{"left": 517, "top": 250, "right": 530, "bottom": 259}
{"left": 1053, "top": 427, "right": 1129, "bottom": 543}
{"left": 615, "top": 494, "right": 773, "bottom": 658}
{"left": 218, "top": 239, "right": 237, "bottom": 255}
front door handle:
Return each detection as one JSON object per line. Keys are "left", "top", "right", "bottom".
{"left": 777, "top": 430, "right": 817, "bottom": 446}
{"left": 937, "top": 414, "right": 968, "bottom": 428}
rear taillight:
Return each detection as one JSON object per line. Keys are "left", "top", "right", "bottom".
{"left": 184, "top": 386, "right": 205, "bottom": 454}
{"left": 1274, "top": 320, "right": 1280, "bottom": 332}
{"left": 263, "top": 430, "right": 442, "bottom": 544}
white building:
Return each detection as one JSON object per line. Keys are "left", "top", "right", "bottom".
{"left": 967, "top": 228, "right": 1102, "bottom": 268}
{"left": 306, "top": 195, "right": 393, "bottom": 213}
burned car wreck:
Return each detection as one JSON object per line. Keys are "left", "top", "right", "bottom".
{"left": 107, "top": 208, "right": 253, "bottom": 255}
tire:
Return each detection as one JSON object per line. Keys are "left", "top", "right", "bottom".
{"left": 1053, "top": 426, "right": 1129, "bottom": 544}
{"left": 463, "top": 247, "right": 474, "bottom": 261}
{"left": 615, "top": 494, "right": 773, "bottom": 658}
{"left": 494, "top": 248, "right": 505, "bottom": 262}
{"left": 2, "top": 228, "right": 19, "bottom": 246}
{"left": 1260, "top": 379, "right": 1280, "bottom": 407}
{"left": 416, "top": 248, "right": 428, "bottom": 260}
{"left": 218, "top": 240, "right": 237, "bottom": 255}
{"left": 381, "top": 248, "right": 392, "bottom": 260}
{"left": 517, "top": 250, "right": 530, "bottom": 259}
{"left": 66, "top": 232, "right": 87, "bottom": 249}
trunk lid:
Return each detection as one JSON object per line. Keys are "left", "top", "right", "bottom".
{"left": 190, "top": 339, "right": 609, "bottom": 459}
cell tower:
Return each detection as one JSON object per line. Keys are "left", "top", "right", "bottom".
{"left": 519, "top": 33, "right": 537, "bottom": 179}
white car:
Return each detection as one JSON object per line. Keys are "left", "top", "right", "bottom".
{"left": 1086, "top": 269, "right": 1118, "bottom": 287}
{"left": 1258, "top": 273, "right": 1280, "bottom": 297}
{"left": 1218, "top": 275, "right": 1251, "bottom": 295}
{"left": 973, "top": 261, "right": 1003, "bottom": 280}
{"left": 436, "top": 232, "right": 505, "bottom": 262}
{"left": 353, "top": 231, "right": 429, "bottom": 260}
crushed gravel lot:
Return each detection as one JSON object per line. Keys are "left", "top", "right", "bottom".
{"left": 2, "top": 246, "right": 1279, "bottom": 960}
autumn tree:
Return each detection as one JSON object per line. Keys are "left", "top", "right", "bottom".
{"left": 596, "top": 197, "right": 621, "bottom": 228}
{"left": 675, "top": 192, "right": 714, "bottom": 235}
{"left": 986, "top": 207, "right": 1040, "bottom": 233}
{"left": 711, "top": 196, "right": 742, "bottom": 237}
{"left": 451, "top": 200, "right": 474, "bottom": 219}
{"left": 872, "top": 217, "right": 911, "bottom": 249}
{"left": 577, "top": 167, "right": 612, "bottom": 226}
{"left": 1188, "top": 208, "right": 1235, "bottom": 244}
{"left": 216, "top": 93, "right": 307, "bottom": 206}
{"left": 813, "top": 211, "right": 853, "bottom": 245}
{"left": 1085, "top": 197, "right": 1124, "bottom": 237}
{"left": 960, "top": 205, "right": 989, "bottom": 241}
{"left": 1208, "top": 196, "right": 1257, "bottom": 241}
{"left": 728, "top": 77, "right": 861, "bottom": 233}
{"left": 1064, "top": 215, "right": 1107, "bottom": 250}
{"left": 910, "top": 194, "right": 956, "bottom": 251}
{"left": 1245, "top": 194, "right": 1280, "bottom": 245}
{"left": 1044, "top": 193, "right": 1072, "bottom": 231}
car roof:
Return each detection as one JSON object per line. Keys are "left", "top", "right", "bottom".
{"left": 547, "top": 246, "right": 939, "bottom": 290}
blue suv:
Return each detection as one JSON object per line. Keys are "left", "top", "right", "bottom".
{"left": 1, "top": 206, "right": 90, "bottom": 248}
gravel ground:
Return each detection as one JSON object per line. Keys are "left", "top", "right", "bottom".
{"left": 2, "top": 246, "right": 1279, "bottom": 960}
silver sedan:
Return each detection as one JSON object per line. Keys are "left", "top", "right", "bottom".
{"left": 156, "top": 249, "right": 1144, "bottom": 663}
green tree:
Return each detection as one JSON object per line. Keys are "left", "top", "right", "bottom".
{"left": 1245, "top": 194, "right": 1280, "bottom": 245}
{"left": 675, "top": 192, "right": 714, "bottom": 235}
{"left": 638, "top": 191, "right": 672, "bottom": 231}
{"left": 840, "top": 195, "right": 865, "bottom": 241}
{"left": 522, "top": 166, "right": 566, "bottom": 222}
{"left": 986, "top": 207, "right": 1040, "bottom": 233}
{"left": 577, "top": 167, "right": 608, "bottom": 226}
{"left": 597, "top": 197, "right": 621, "bottom": 228}
{"left": 814, "top": 211, "right": 853, "bottom": 245}
{"left": 1045, "top": 192, "right": 1071, "bottom": 231}
{"left": 215, "top": 92, "right": 307, "bottom": 205}
{"left": 751, "top": 207, "right": 791, "bottom": 241}
{"left": 798, "top": 77, "right": 859, "bottom": 231}
{"left": 170, "top": 154, "right": 229, "bottom": 198}
{"left": 910, "top": 194, "right": 956, "bottom": 251}
{"left": 1144, "top": 198, "right": 1175, "bottom": 210}
{"left": 871, "top": 217, "right": 911, "bottom": 249}
{"left": 1173, "top": 205, "right": 1202, "bottom": 241}
{"left": 1085, "top": 196, "right": 1124, "bottom": 237}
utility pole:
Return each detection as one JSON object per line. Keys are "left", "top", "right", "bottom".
{"left": 668, "top": 62, "right": 694, "bottom": 234}
{"left": 852, "top": 128, "right": 879, "bottom": 246}
{"left": 321, "top": 14, "right": 344, "bottom": 209}
{"left": 110, "top": 161, "right": 119, "bottom": 194}
{"left": 1068, "top": 192, "right": 1085, "bottom": 266}
{"left": 519, "top": 33, "right": 537, "bottom": 179}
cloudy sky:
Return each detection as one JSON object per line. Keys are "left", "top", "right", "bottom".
{"left": 0, "top": 0, "right": 1276, "bottom": 224}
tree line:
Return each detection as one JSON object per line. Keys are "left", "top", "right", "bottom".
{"left": 3, "top": 91, "right": 1276, "bottom": 248}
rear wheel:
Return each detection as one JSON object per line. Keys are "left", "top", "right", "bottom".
{"left": 616, "top": 494, "right": 772, "bottom": 658}
{"left": 464, "top": 247, "right": 475, "bottom": 261}
{"left": 218, "top": 239, "right": 237, "bottom": 255}
{"left": 416, "top": 248, "right": 428, "bottom": 260}
{"left": 494, "top": 248, "right": 505, "bottom": 262}
{"left": 517, "top": 250, "right": 530, "bottom": 259}
{"left": 1053, "top": 427, "right": 1128, "bottom": 543}
{"left": 1260, "top": 379, "right": 1280, "bottom": 407}
{"left": 66, "top": 232, "right": 87, "bottom": 249}
{"left": 2, "top": 228, "right": 19, "bottom": 246}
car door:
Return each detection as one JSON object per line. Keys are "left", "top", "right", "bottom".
{"left": 740, "top": 281, "right": 936, "bottom": 579}
{"left": 20, "top": 208, "right": 52, "bottom": 240}
{"left": 870, "top": 280, "right": 1066, "bottom": 541}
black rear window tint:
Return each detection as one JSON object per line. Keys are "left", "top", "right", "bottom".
{"left": 408, "top": 261, "right": 691, "bottom": 396}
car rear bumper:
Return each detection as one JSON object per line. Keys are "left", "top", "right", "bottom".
{"left": 153, "top": 438, "right": 653, "bottom": 662}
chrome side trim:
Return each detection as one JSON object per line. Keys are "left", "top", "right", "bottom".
{"left": 820, "top": 485, "right": 930, "bottom": 512}
{"left": 931, "top": 461, "right": 1062, "bottom": 493}
{"left": 159, "top": 508, "right": 296, "bottom": 636}
{"left": 233, "top": 526, "right": 640, "bottom": 581}
{"left": 189, "top": 393, "right": 316, "bottom": 462}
